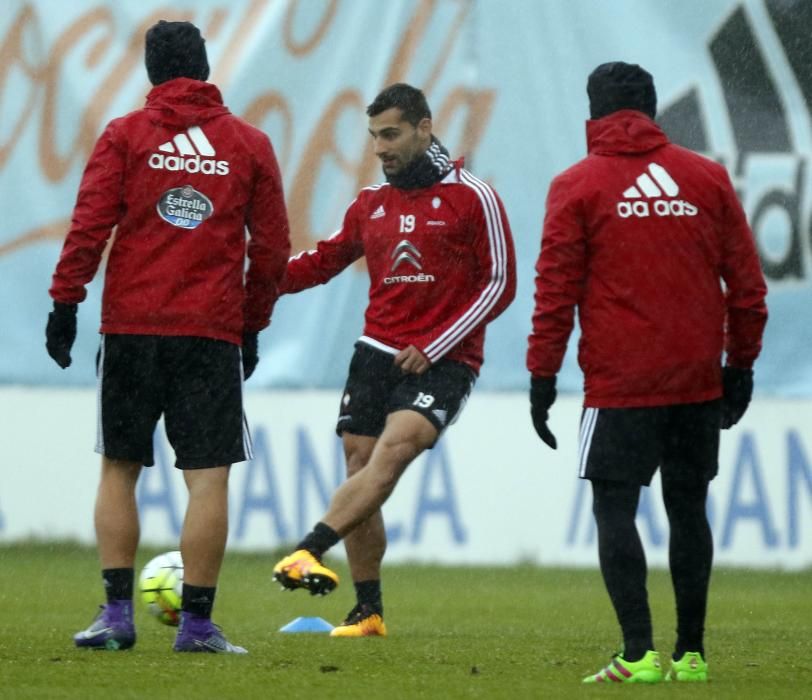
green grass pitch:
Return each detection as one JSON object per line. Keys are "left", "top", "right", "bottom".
{"left": 0, "top": 543, "right": 809, "bottom": 698}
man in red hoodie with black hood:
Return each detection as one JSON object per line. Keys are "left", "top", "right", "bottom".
{"left": 527, "top": 62, "right": 767, "bottom": 683}
{"left": 47, "top": 20, "right": 290, "bottom": 653}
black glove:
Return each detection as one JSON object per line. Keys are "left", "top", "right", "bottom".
{"left": 721, "top": 366, "right": 753, "bottom": 429}
{"left": 530, "top": 376, "right": 558, "bottom": 449}
{"left": 45, "top": 301, "right": 77, "bottom": 369}
{"left": 242, "top": 331, "right": 259, "bottom": 379}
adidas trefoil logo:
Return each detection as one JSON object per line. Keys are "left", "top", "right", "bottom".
{"left": 617, "top": 163, "right": 698, "bottom": 218}
{"left": 370, "top": 204, "right": 385, "bottom": 220}
{"left": 148, "top": 125, "right": 230, "bottom": 176}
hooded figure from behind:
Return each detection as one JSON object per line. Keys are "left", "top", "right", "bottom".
{"left": 48, "top": 18, "right": 291, "bottom": 655}
{"left": 527, "top": 60, "right": 767, "bottom": 684}
{"left": 144, "top": 20, "right": 210, "bottom": 86}
{"left": 586, "top": 61, "right": 657, "bottom": 120}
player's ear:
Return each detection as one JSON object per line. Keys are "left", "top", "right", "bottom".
{"left": 417, "top": 117, "right": 432, "bottom": 140}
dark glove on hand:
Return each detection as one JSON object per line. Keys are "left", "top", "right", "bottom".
{"left": 721, "top": 366, "right": 753, "bottom": 429}
{"left": 530, "top": 376, "right": 558, "bottom": 449}
{"left": 45, "top": 301, "right": 77, "bottom": 369}
{"left": 242, "top": 331, "right": 259, "bottom": 379}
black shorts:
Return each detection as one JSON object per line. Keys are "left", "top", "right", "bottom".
{"left": 578, "top": 400, "right": 721, "bottom": 486}
{"left": 96, "top": 334, "right": 252, "bottom": 469}
{"left": 336, "top": 342, "right": 476, "bottom": 439}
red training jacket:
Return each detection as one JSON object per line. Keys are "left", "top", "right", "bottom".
{"left": 527, "top": 110, "right": 768, "bottom": 408}
{"left": 282, "top": 167, "right": 516, "bottom": 373}
{"left": 50, "top": 78, "right": 290, "bottom": 345}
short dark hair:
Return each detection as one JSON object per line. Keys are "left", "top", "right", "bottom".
{"left": 145, "top": 20, "right": 210, "bottom": 86}
{"left": 366, "top": 83, "right": 431, "bottom": 126}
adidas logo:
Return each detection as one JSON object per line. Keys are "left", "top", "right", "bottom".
{"left": 656, "top": 3, "right": 812, "bottom": 286}
{"left": 432, "top": 408, "right": 448, "bottom": 425}
{"left": 617, "top": 163, "right": 698, "bottom": 218}
{"left": 148, "top": 126, "right": 230, "bottom": 176}
{"left": 370, "top": 205, "right": 385, "bottom": 220}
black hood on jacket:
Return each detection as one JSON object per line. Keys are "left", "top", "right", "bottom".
{"left": 587, "top": 62, "right": 657, "bottom": 120}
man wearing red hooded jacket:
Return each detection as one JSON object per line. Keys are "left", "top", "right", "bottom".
{"left": 527, "top": 63, "right": 767, "bottom": 684}
{"left": 47, "top": 21, "right": 290, "bottom": 653}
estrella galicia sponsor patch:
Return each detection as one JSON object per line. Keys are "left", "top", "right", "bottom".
{"left": 157, "top": 185, "right": 213, "bottom": 229}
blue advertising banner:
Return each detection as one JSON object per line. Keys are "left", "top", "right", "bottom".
{"left": 0, "top": 0, "right": 807, "bottom": 395}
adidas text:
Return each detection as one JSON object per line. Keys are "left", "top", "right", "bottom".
{"left": 148, "top": 153, "right": 230, "bottom": 176}
{"left": 617, "top": 199, "right": 698, "bottom": 218}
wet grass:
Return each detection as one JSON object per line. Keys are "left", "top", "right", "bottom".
{"left": 0, "top": 543, "right": 809, "bottom": 698}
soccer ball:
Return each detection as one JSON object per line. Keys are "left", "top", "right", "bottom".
{"left": 139, "top": 550, "right": 184, "bottom": 626}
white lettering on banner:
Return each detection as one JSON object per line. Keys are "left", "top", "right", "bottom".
{"left": 136, "top": 425, "right": 466, "bottom": 547}
{"left": 2, "top": 389, "right": 810, "bottom": 568}
{"left": 566, "top": 429, "right": 812, "bottom": 553}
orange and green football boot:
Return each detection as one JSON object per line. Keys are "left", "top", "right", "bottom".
{"left": 272, "top": 549, "right": 338, "bottom": 596}
{"left": 330, "top": 604, "right": 387, "bottom": 637}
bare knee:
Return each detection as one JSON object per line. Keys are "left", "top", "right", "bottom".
{"left": 183, "top": 465, "right": 230, "bottom": 496}
{"left": 367, "top": 435, "right": 423, "bottom": 492}
{"left": 101, "top": 457, "right": 142, "bottom": 488}
{"left": 344, "top": 435, "right": 376, "bottom": 478}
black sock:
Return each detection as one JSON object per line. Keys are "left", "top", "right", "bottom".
{"left": 591, "top": 479, "right": 653, "bottom": 662}
{"left": 296, "top": 522, "right": 340, "bottom": 558}
{"left": 182, "top": 584, "right": 216, "bottom": 618}
{"left": 102, "top": 568, "right": 134, "bottom": 602}
{"left": 354, "top": 580, "right": 383, "bottom": 615}
{"left": 663, "top": 475, "right": 712, "bottom": 660}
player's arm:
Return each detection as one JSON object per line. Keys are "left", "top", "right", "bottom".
{"left": 526, "top": 173, "right": 586, "bottom": 378}
{"left": 243, "top": 134, "right": 292, "bottom": 333}
{"left": 280, "top": 200, "right": 364, "bottom": 294}
{"left": 418, "top": 181, "right": 517, "bottom": 365}
{"left": 49, "top": 122, "right": 126, "bottom": 304}
{"left": 717, "top": 170, "right": 768, "bottom": 368}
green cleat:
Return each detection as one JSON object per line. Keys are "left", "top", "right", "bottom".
{"left": 666, "top": 651, "right": 708, "bottom": 682}
{"left": 582, "top": 650, "right": 663, "bottom": 684}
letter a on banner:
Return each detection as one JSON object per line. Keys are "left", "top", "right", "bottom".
{"left": 788, "top": 430, "right": 812, "bottom": 547}
{"left": 234, "top": 427, "right": 289, "bottom": 541}
{"left": 722, "top": 433, "right": 779, "bottom": 548}
{"left": 412, "top": 442, "right": 466, "bottom": 543}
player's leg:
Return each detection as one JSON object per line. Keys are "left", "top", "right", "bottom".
{"left": 273, "top": 343, "right": 395, "bottom": 596}
{"left": 274, "top": 414, "right": 433, "bottom": 597}
{"left": 165, "top": 336, "right": 249, "bottom": 653}
{"left": 591, "top": 479, "right": 653, "bottom": 657}
{"left": 327, "top": 354, "right": 476, "bottom": 540}
{"left": 274, "top": 351, "right": 474, "bottom": 599}
{"left": 75, "top": 335, "right": 159, "bottom": 650}
{"left": 580, "top": 407, "right": 664, "bottom": 683}
{"left": 95, "top": 456, "right": 142, "bottom": 585}
{"left": 662, "top": 475, "right": 711, "bottom": 681}
{"left": 180, "top": 466, "right": 230, "bottom": 588}
{"left": 331, "top": 432, "right": 388, "bottom": 636}
{"left": 275, "top": 410, "right": 437, "bottom": 595}
{"left": 325, "top": 410, "right": 437, "bottom": 534}
{"left": 342, "top": 434, "right": 385, "bottom": 583}
{"left": 661, "top": 401, "right": 719, "bottom": 682}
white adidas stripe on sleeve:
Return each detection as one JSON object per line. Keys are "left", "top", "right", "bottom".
{"left": 423, "top": 170, "right": 507, "bottom": 362}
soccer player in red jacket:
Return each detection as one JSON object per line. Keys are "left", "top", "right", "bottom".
{"left": 527, "top": 63, "right": 767, "bottom": 683}
{"left": 271, "top": 83, "right": 516, "bottom": 636}
{"left": 46, "top": 21, "right": 290, "bottom": 653}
